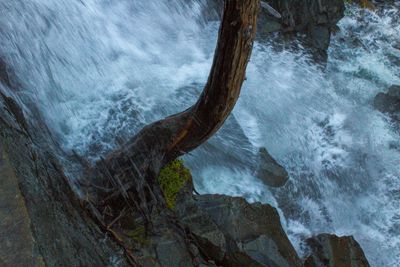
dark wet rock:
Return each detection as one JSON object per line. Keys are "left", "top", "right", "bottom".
{"left": 0, "top": 142, "right": 45, "bottom": 267}
{"left": 388, "top": 84, "right": 400, "bottom": 98}
{"left": 0, "top": 92, "right": 30, "bottom": 137}
{"left": 373, "top": 85, "right": 400, "bottom": 120}
{"left": 269, "top": 0, "right": 345, "bottom": 32}
{"left": 0, "top": 58, "right": 12, "bottom": 88}
{"left": 304, "top": 234, "right": 371, "bottom": 267}
{"left": 206, "top": 0, "right": 345, "bottom": 62}
{"left": 257, "top": 147, "right": 289, "bottom": 187}
{"left": 175, "top": 174, "right": 302, "bottom": 266}
{"left": 264, "top": 0, "right": 345, "bottom": 61}
{"left": 0, "top": 58, "right": 20, "bottom": 90}
{"left": 176, "top": 187, "right": 304, "bottom": 267}
{"left": 0, "top": 95, "right": 130, "bottom": 266}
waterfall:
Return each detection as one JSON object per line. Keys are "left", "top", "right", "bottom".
{"left": 1, "top": 1, "right": 399, "bottom": 266}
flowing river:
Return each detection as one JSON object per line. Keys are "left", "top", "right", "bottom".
{"left": 0, "top": 1, "right": 399, "bottom": 266}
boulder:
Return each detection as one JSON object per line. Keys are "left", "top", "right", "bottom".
{"left": 257, "top": 147, "right": 289, "bottom": 187}
{"left": 174, "top": 172, "right": 303, "bottom": 266}
{"left": 304, "top": 234, "right": 371, "bottom": 267}
{"left": 181, "top": 194, "right": 304, "bottom": 267}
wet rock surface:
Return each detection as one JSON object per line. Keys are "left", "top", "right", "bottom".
{"left": 257, "top": 147, "right": 289, "bottom": 187}
{"left": 194, "top": 195, "right": 304, "bottom": 267}
{"left": 262, "top": 0, "right": 345, "bottom": 59}
{"left": 0, "top": 92, "right": 129, "bottom": 266}
{"left": 304, "top": 234, "right": 371, "bottom": 267}
{"left": 259, "top": 0, "right": 345, "bottom": 62}
{"left": 205, "top": 0, "right": 345, "bottom": 62}
{"left": 0, "top": 141, "right": 45, "bottom": 267}
{"left": 174, "top": 176, "right": 303, "bottom": 267}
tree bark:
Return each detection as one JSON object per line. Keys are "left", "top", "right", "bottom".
{"left": 91, "top": 0, "right": 260, "bottom": 215}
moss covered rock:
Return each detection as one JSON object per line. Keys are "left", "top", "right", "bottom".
{"left": 157, "top": 159, "right": 192, "bottom": 209}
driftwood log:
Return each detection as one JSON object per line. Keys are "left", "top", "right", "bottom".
{"left": 89, "top": 0, "right": 260, "bottom": 220}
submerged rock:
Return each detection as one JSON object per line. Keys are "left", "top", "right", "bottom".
{"left": 388, "top": 84, "right": 400, "bottom": 98}
{"left": 257, "top": 147, "right": 289, "bottom": 187}
{"left": 304, "top": 234, "right": 371, "bottom": 267}
{"left": 373, "top": 85, "right": 400, "bottom": 120}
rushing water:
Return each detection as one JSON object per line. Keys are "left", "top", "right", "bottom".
{"left": 1, "top": 1, "right": 399, "bottom": 266}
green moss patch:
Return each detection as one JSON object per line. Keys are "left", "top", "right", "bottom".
{"left": 157, "top": 159, "right": 191, "bottom": 209}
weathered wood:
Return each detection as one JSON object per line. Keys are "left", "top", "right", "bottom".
{"left": 92, "top": 0, "right": 260, "bottom": 212}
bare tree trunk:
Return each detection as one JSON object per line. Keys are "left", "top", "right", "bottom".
{"left": 90, "top": 0, "right": 260, "bottom": 216}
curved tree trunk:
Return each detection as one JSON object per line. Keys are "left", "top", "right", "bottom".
{"left": 91, "top": 0, "right": 260, "bottom": 216}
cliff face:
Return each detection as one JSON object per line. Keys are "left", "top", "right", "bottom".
{"left": 0, "top": 92, "right": 129, "bottom": 266}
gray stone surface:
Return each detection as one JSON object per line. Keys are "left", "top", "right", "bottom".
{"left": 0, "top": 91, "right": 129, "bottom": 267}
{"left": 304, "top": 234, "right": 371, "bottom": 267}
{"left": 184, "top": 194, "right": 304, "bottom": 267}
